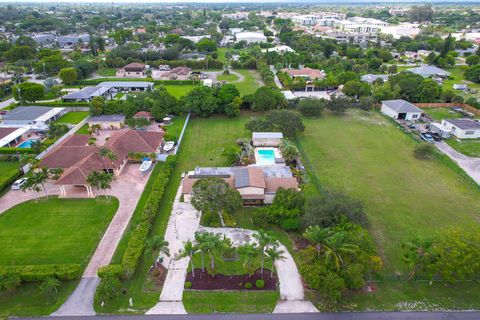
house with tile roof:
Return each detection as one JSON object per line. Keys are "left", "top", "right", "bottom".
{"left": 40, "top": 128, "right": 164, "bottom": 196}
{"left": 182, "top": 165, "right": 298, "bottom": 205}
{"left": 116, "top": 62, "right": 147, "bottom": 78}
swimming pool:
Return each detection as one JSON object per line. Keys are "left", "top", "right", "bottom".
{"left": 17, "top": 139, "right": 38, "bottom": 149}
{"left": 256, "top": 149, "right": 276, "bottom": 166}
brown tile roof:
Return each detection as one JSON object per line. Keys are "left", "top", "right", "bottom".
{"left": 0, "top": 127, "right": 17, "bottom": 140}
{"left": 123, "top": 62, "right": 145, "bottom": 71}
{"left": 247, "top": 167, "right": 266, "bottom": 189}
{"left": 169, "top": 66, "right": 192, "bottom": 75}
{"left": 265, "top": 177, "right": 299, "bottom": 193}
{"left": 133, "top": 111, "right": 153, "bottom": 119}
{"left": 282, "top": 67, "right": 325, "bottom": 79}
{"left": 182, "top": 176, "right": 235, "bottom": 194}
{"left": 41, "top": 129, "right": 163, "bottom": 185}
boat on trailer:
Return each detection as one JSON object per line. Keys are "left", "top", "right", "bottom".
{"left": 140, "top": 157, "right": 153, "bottom": 173}
{"left": 163, "top": 141, "right": 175, "bottom": 152}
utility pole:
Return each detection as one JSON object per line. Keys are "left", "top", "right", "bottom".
{"left": 17, "top": 87, "right": 23, "bottom": 107}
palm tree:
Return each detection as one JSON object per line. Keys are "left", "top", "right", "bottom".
{"left": 179, "top": 240, "right": 197, "bottom": 277}
{"left": 98, "top": 171, "right": 114, "bottom": 200}
{"left": 402, "top": 239, "right": 433, "bottom": 280}
{"left": 194, "top": 232, "right": 207, "bottom": 272}
{"left": 87, "top": 170, "right": 102, "bottom": 196}
{"left": 88, "top": 124, "right": 101, "bottom": 135}
{"left": 98, "top": 147, "right": 117, "bottom": 172}
{"left": 21, "top": 171, "right": 42, "bottom": 199}
{"left": 253, "top": 230, "right": 276, "bottom": 276}
{"left": 303, "top": 225, "right": 335, "bottom": 258}
{"left": 146, "top": 236, "right": 170, "bottom": 261}
{"left": 266, "top": 245, "right": 286, "bottom": 278}
{"left": 200, "top": 232, "right": 224, "bottom": 274}
{"left": 237, "top": 243, "right": 260, "bottom": 275}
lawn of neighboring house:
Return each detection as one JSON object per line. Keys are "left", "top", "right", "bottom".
{"left": 233, "top": 70, "right": 263, "bottom": 96}
{"left": 0, "top": 197, "right": 119, "bottom": 317}
{"left": 446, "top": 138, "right": 480, "bottom": 158}
{"left": 95, "top": 114, "right": 254, "bottom": 314}
{"left": 97, "top": 68, "right": 117, "bottom": 77}
{"left": 0, "top": 161, "right": 20, "bottom": 192}
{"left": 75, "top": 124, "right": 90, "bottom": 135}
{"left": 443, "top": 66, "right": 480, "bottom": 100}
{"left": 297, "top": 110, "right": 480, "bottom": 309}
{"left": 164, "top": 85, "right": 196, "bottom": 99}
{"left": 53, "top": 111, "right": 89, "bottom": 125}
{"left": 421, "top": 107, "right": 464, "bottom": 121}
{"left": 217, "top": 73, "right": 240, "bottom": 82}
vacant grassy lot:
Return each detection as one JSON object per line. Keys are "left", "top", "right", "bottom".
{"left": 164, "top": 85, "right": 196, "bottom": 99}
{"left": 421, "top": 107, "right": 463, "bottom": 121}
{"left": 183, "top": 291, "right": 279, "bottom": 314}
{"left": 0, "top": 161, "right": 20, "bottom": 190}
{"left": 97, "top": 68, "right": 116, "bottom": 77}
{"left": 234, "top": 70, "right": 262, "bottom": 96}
{"left": 218, "top": 73, "right": 240, "bottom": 82}
{"left": 53, "top": 111, "right": 89, "bottom": 125}
{"left": 0, "top": 197, "right": 118, "bottom": 266}
{"left": 446, "top": 138, "right": 480, "bottom": 157}
{"left": 298, "top": 110, "right": 480, "bottom": 275}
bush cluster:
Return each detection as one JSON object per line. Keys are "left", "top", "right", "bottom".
{"left": 97, "top": 264, "right": 124, "bottom": 280}
{"left": 120, "top": 156, "right": 177, "bottom": 278}
{"left": 0, "top": 264, "right": 82, "bottom": 283}
{"left": 255, "top": 279, "right": 265, "bottom": 288}
{"left": 0, "top": 147, "right": 37, "bottom": 155}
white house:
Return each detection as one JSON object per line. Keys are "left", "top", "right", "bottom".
{"left": 252, "top": 132, "right": 283, "bottom": 147}
{"left": 441, "top": 119, "right": 480, "bottom": 139}
{"left": 381, "top": 100, "right": 423, "bottom": 121}
{"left": 1, "top": 106, "right": 66, "bottom": 130}
{"left": 235, "top": 32, "right": 267, "bottom": 44}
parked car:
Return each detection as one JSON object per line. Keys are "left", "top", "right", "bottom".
{"left": 430, "top": 133, "right": 442, "bottom": 141}
{"left": 11, "top": 178, "right": 27, "bottom": 190}
{"left": 420, "top": 133, "right": 435, "bottom": 144}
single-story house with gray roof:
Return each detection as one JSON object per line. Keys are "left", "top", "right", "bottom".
{"left": 441, "top": 118, "right": 480, "bottom": 139}
{"left": 381, "top": 99, "right": 423, "bottom": 121}
{"left": 62, "top": 81, "right": 154, "bottom": 102}
{"left": 360, "top": 74, "right": 389, "bottom": 84}
{"left": 1, "top": 106, "right": 66, "bottom": 129}
{"left": 408, "top": 65, "right": 451, "bottom": 78}
{"left": 252, "top": 132, "right": 284, "bottom": 147}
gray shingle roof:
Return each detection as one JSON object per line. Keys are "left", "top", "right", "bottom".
{"left": 382, "top": 100, "right": 423, "bottom": 113}
{"left": 63, "top": 86, "right": 110, "bottom": 100}
{"left": 252, "top": 132, "right": 283, "bottom": 139}
{"left": 88, "top": 114, "right": 126, "bottom": 122}
{"left": 409, "top": 65, "right": 451, "bottom": 77}
{"left": 444, "top": 119, "right": 480, "bottom": 130}
{"left": 3, "top": 106, "right": 53, "bottom": 121}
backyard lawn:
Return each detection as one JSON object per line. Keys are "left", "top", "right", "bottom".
{"left": 97, "top": 68, "right": 117, "bottom": 77}
{"left": 443, "top": 66, "right": 480, "bottom": 100}
{"left": 298, "top": 110, "right": 480, "bottom": 275}
{"left": 75, "top": 124, "right": 90, "bottom": 135}
{"left": 53, "top": 111, "right": 89, "bottom": 125}
{"left": 0, "top": 197, "right": 118, "bottom": 266}
{"left": 421, "top": 107, "right": 463, "bottom": 121}
{"left": 164, "top": 85, "right": 196, "bottom": 99}
{"left": 0, "top": 161, "right": 20, "bottom": 191}
{"left": 446, "top": 138, "right": 480, "bottom": 157}
{"left": 217, "top": 73, "right": 240, "bottom": 82}
{"left": 233, "top": 69, "right": 263, "bottom": 96}
{"left": 183, "top": 291, "right": 279, "bottom": 314}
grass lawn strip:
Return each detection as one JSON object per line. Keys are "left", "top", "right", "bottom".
{"left": 183, "top": 291, "right": 279, "bottom": 314}
{"left": 445, "top": 138, "right": 480, "bottom": 158}
{"left": 53, "top": 112, "right": 89, "bottom": 125}
{"left": 0, "top": 161, "right": 20, "bottom": 191}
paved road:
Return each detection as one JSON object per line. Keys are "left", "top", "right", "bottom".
{"left": 270, "top": 65, "right": 283, "bottom": 89}
{"left": 434, "top": 141, "right": 480, "bottom": 185}
{"left": 18, "top": 311, "right": 480, "bottom": 320}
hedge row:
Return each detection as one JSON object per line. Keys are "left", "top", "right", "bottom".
{"left": 97, "top": 264, "right": 124, "bottom": 279}
{"left": 0, "top": 167, "right": 21, "bottom": 193}
{"left": 0, "top": 147, "right": 36, "bottom": 155}
{"left": 256, "top": 59, "right": 276, "bottom": 87}
{"left": 0, "top": 264, "right": 82, "bottom": 282}
{"left": 120, "top": 156, "right": 177, "bottom": 278}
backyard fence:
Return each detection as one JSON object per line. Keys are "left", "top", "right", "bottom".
{"left": 415, "top": 103, "right": 480, "bottom": 116}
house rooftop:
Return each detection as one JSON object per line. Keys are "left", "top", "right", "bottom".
{"left": 409, "top": 65, "right": 451, "bottom": 77}
{"left": 88, "top": 114, "right": 126, "bottom": 122}
{"left": 2, "top": 106, "right": 65, "bottom": 122}
{"left": 252, "top": 132, "right": 284, "bottom": 139}
{"left": 382, "top": 99, "right": 423, "bottom": 113}
{"left": 444, "top": 118, "right": 480, "bottom": 130}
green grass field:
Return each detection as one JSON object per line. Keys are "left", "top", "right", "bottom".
{"left": 53, "top": 112, "right": 89, "bottom": 125}
{"left": 97, "top": 68, "right": 117, "bottom": 77}
{"left": 164, "top": 85, "right": 196, "bottom": 99}
{"left": 233, "top": 70, "right": 262, "bottom": 96}
{"left": 183, "top": 291, "right": 279, "bottom": 314}
{"left": 218, "top": 73, "right": 240, "bottom": 82}
{"left": 444, "top": 66, "right": 480, "bottom": 100}
{"left": 446, "top": 138, "right": 480, "bottom": 157}
{"left": 421, "top": 108, "right": 463, "bottom": 121}
{"left": 75, "top": 124, "right": 90, "bottom": 135}
{"left": 298, "top": 110, "right": 480, "bottom": 274}
{"left": 0, "top": 161, "right": 20, "bottom": 190}
{"left": 0, "top": 197, "right": 118, "bottom": 266}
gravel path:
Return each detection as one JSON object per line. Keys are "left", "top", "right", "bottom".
{"left": 434, "top": 141, "right": 480, "bottom": 185}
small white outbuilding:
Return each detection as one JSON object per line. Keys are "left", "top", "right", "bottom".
{"left": 252, "top": 132, "right": 283, "bottom": 147}
{"left": 381, "top": 99, "right": 423, "bottom": 122}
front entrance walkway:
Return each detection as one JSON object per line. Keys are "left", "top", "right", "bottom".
{"left": 52, "top": 163, "right": 151, "bottom": 316}
{"left": 146, "top": 185, "right": 201, "bottom": 315}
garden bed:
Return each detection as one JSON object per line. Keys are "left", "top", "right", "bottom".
{"left": 186, "top": 269, "right": 277, "bottom": 291}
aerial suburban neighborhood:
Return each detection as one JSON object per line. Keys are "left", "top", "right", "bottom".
{"left": 1, "top": 1, "right": 480, "bottom": 319}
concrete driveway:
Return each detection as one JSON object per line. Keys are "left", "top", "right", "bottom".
{"left": 434, "top": 141, "right": 480, "bottom": 185}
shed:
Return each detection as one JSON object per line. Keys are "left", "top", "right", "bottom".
{"left": 252, "top": 132, "right": 283, "bottom": 147}
{"left": 380, "top": 99, "right": 423, "bottom": 121}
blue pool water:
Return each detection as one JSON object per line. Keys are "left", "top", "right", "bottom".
{"left": 17, "top": 139, "right": 37, "bottom": 149}
{"left": 257, "top": 149, "right": 275, "bottom": 166}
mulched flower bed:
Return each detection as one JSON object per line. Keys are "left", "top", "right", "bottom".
{"left": 186, "top": 268, "right": 278, "bottom": 290}
{"left": 144, "top": 262, "right": 168, "bottom": 291}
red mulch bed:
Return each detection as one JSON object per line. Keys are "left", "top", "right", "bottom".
{"left": 186, "top": 268, "right": 278, "bottom": 290}
{"left": 147, "top": 262, "right": 168, "bottom": 289}
{"left": 294, "top": 237, "right": 311, "bottom": 251}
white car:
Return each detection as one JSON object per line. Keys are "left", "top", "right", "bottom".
{"left": 11, "top": 178, "right": 27, "bottom": 190}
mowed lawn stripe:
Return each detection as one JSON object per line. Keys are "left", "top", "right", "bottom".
{"left": 0, "top": 197, "right": 118, "bottom": 266}
{"left": 299, "top": 111, "right": 480, "bottom": 274}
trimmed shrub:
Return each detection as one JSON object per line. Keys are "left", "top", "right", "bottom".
{"left": 245, "top": 282, "right": 252, "bottom": 289}
{"left": 97, "top": 264, "right": 124, "bottom": 279}
{"left": 255, "top": 279, "right": 265, "bottom": 289}
{"left": 121, "top": 156, "right": 177, "bottom": 278}
{"left": 280, "top": 217, "right": 301, "bottom": 231}
{"left": 184, "top": 281, "right": 192, "bottom": 289}
{"left": 414, "top": 143, "right": 436, "bottom": 160}
{"left": 0, "top": 273, "right": 21, "bottom": 291}
{"left": 94, "top": 275, "right": 122, "bottom": 303}
{"left": 0, "top": 264, "right": 81, "bottom": 282}
{"left": 0, "top": 147, "right": 37, "bottom": 155}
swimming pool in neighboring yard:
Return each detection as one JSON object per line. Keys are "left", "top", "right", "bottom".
{"left": 17, "top": 139, "right": 38, "bottom": 149}
{"left": 255, "top": 148, "right": 277, "bottom": 166}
